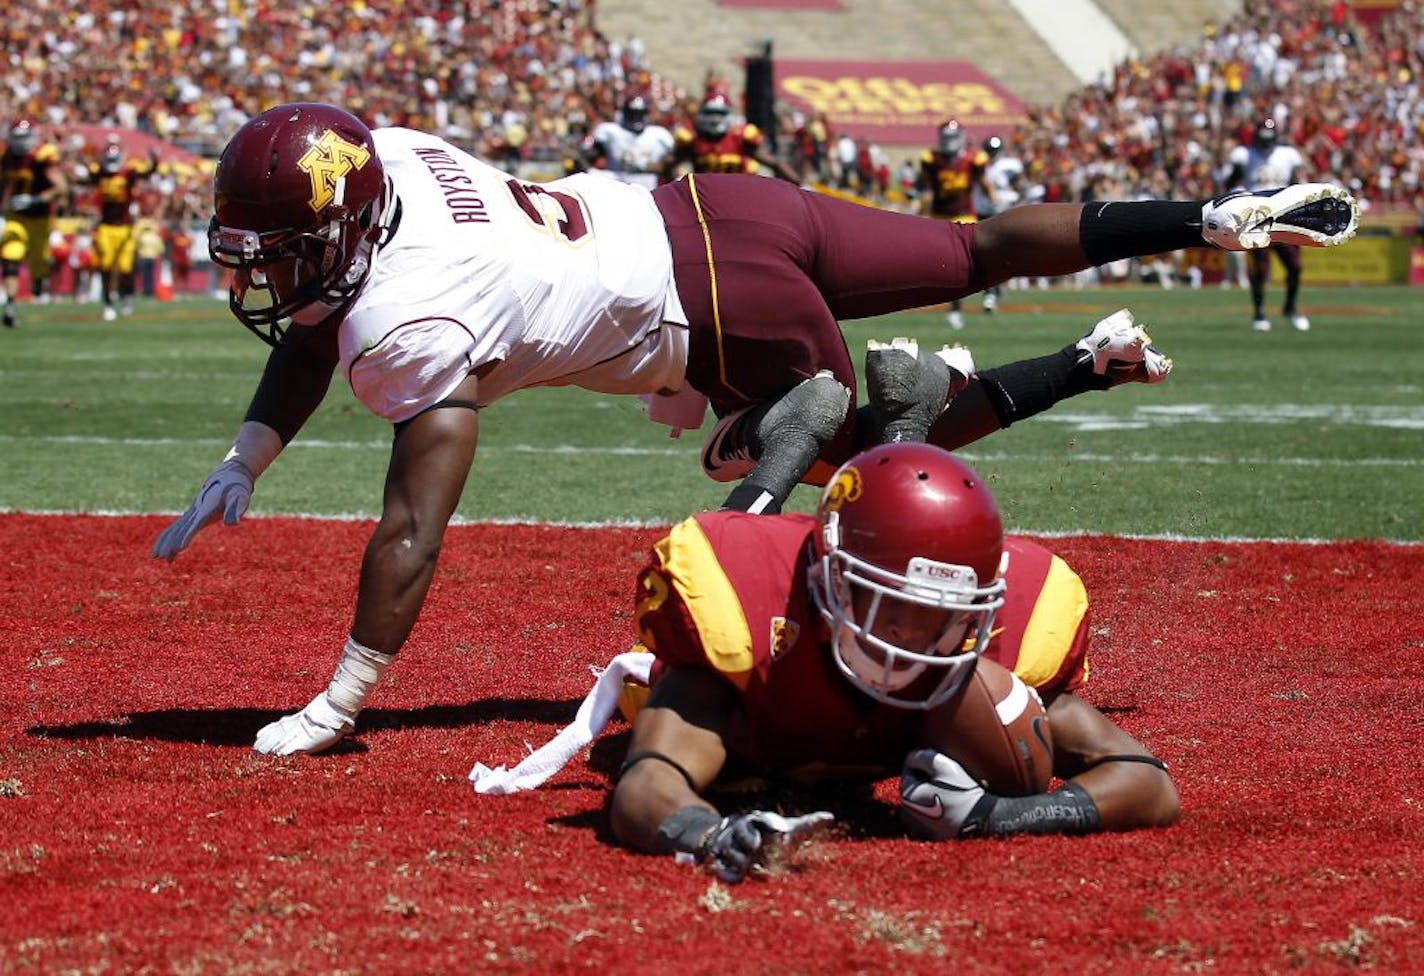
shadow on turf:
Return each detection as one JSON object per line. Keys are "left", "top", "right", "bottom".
{"left": 26, "top": 696, "right": 585, "bottom": 748}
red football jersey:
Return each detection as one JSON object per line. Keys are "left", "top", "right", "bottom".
{"left": 673, "top": 123, "right": 765, "bottom": 175}
{"left": 919, "top": 149, "right": 987, "bottom": 219}
{"left": 632, "top": 511, "right": 1089, "bottom": 779}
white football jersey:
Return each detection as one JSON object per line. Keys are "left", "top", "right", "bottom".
{"left": 1229, "top": 143, "right": 1305, "bottom": 190}
{"left": 340, "top": 127, "right": 687, "bottom": 424}
{"left": 590, "top": 122, "right": 675, "bottom": 190}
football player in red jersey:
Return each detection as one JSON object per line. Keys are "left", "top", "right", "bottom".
{"left": 1, "top": 121, "right": 69, "bottom": 327}
{"left": 665, "top": 92, "right": 800, "bottom": 184}
{"left": 919, "top": 120, "right": 992, "bottom": 330}
{"left": 86, "top": 142, "right": 159, "bottom": 321}
{"left": 473, "top": 444, "right": 1180, "bottom": 881}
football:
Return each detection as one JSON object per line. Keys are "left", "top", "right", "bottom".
{"left": 919, "top": 656, "right": 1054, "bottom": 796}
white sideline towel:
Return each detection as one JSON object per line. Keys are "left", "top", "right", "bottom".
{"left": 469, "top": 650, "right": 653, "bottom": 795}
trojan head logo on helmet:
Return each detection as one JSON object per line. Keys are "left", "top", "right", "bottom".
{"left": 209, "top": 102, "right": 397, "bottom": 346}
{"left": 1253, "top": 118, "right": 1279, "bottom": 153}
{"left": 696, "top": 93, "right": 733, "bottom": 140}
{"left": 808, "top": 443, "right": 1007, "bottom": 710}
{"left": 937, "top": 120, "right": 965, "bottom": 159}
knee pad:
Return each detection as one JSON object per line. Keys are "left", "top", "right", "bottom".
{"left": 753, "top": 370, "right": 851, "bottom": 453}
{"left": 865, "top": 338, "right": 974, "bottom": 444}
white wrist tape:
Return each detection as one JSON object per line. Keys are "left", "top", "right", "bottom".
{"left": 222, "top": 421, "right": 283, "bottom": 478}
{"left": 324, "top": 635, "right": 395, "bottom": 719}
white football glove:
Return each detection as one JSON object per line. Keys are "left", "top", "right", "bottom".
{"left": 253, "top": 692, "right": 355, "bottom": 756}
{"left": 1074, "top": 308, "right": 1172, "bottom": 387}
{"left": 151, "top": 459, "right": 256, "bottom": 560}
{"left": 899, "top": 748, "right": 997, "bottom": 840}
{"left": 701, "top": 810, "right": 835, "bottom": 883}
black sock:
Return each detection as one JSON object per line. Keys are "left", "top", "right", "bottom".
{"left": 1079, "top": 199, "right": 1206, "bottom": 266}
{"left": 977, "top": 345, "right": 1105, "bottom": 428}
{"left": 720, "top": 480, "right": 783, "bottom": 514}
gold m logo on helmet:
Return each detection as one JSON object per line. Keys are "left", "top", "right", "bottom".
{"left": 297, "top": 130, "right": 372, "bottom": 213}
{"left": 821, "top": 465, "right": 862, "bottom": 513}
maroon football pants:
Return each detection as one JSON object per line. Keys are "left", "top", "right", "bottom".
{"left": 654, "top": 174, "right": 984, "bottom": 465}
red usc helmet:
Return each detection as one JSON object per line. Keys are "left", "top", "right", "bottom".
{"left": 99, "top": 144, "right": 124, "bottom": 176}
{"left": 209, "top": 102, "right": 394, "bottom": 345}
{"left": 808, "top": 443, "right": 1006, "bottom": 710}
{"left": 6, "top": 120, "right": 36, "bottom": 157}
{"left": 696, "top": 93, "right": 734, "bottom": 139}
{"left": 936, "top": 119, "right": 965, "bottom": 159}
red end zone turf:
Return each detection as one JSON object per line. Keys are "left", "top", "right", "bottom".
{"left": 2, "top": 514, "right": 1423, "bottom": 972}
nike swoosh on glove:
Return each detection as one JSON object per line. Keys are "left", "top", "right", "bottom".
{"left": 254, "top": 693, "right": 355, "bottom": 756}
{"left": 702, "top": 810, "right": 835, "bottom": 883}
{"left": 151, "top": 459, "right": 256, "bottom": 560}
{"left": 899, "top": 748, "right": 998, "bottom": 840}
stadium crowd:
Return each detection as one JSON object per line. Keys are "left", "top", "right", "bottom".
{"left": 2, "top": 0, "right": 1421, "bottom": 305}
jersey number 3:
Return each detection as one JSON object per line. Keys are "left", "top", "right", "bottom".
{"left": 505, "top": 180, "right": 589, "bottom": 243}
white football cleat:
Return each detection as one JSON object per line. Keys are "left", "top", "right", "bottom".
{"left": 1252, "top": 317, "right": 1272, "bottom": 332}
{"left": 1201, "top": 183, "right": 1358, "bottom": 250}
{"left": 947, "top": 309, "right": 965, "bottom": 330}
{"left": 1289, "top": 313, "right": 1311, "bottom": 331}
{"left": 102, "top": 305, "right": 117, "bottom": 322}
{"left": 1075, "top": 309, "right": 1172, "bottom": 384}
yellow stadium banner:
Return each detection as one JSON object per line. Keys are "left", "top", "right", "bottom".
{"left": 1279, "top": 236, "right": 1412, "bottom": 285}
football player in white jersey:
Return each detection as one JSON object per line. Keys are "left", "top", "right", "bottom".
{"left": 151, "top": 103, "right": 1358, "bottom": 756}
{"left": 585, "top": 95, "right": 675, "bottom": 191}
{"left": 1225, "top": 118, "right": 1317, "bottom": 331}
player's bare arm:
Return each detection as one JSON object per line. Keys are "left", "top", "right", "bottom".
{"left": 351, "top": 372, "right": 482, "bottom": 653}
{"left": 1043, "top": 690, "right": 1180, "bottom": 830}
{"left": 248, "top": 372, "right": 482, "bottom": 756}
{"left": 610, "top": 666, "right": 733, "bottom": 851}
{"left": 900, "top": 688, "right": 1179, "bottom": 839}
{"left": 610, "top": 667, "right": 833, "bottom": 882}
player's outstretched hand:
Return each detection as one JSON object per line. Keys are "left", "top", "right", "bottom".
{"left": 253, "top": 693, "right": 354, "bottom": 756}
{"left": 899, "top": 748, "right": 998, "bottom": 840}
{"left": 701, "top": 810, "right": 835, "bottom": 883}
{"left": 151, "top": 460, "right": 256, "bottom": 561}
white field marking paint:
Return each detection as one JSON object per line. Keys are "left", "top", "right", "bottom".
{"left": 5, "top": 509, "right": 1421, "bottom": 548}
{"left": 1, "top": 434, "right": 1416, "bottom": 470}
{"left": 1034, "top": 403, "right": 1424, "bottom": 431}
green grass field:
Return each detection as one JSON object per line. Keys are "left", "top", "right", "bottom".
{"left": 1, "top": 284, "right": 1419, "bottom": 541}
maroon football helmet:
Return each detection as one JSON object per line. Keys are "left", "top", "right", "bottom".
{"left": 209, "top": 103, "right": 393, "bottom": 345}
{"left": 809, "top": 443, "right": 1006, "bottom": 710}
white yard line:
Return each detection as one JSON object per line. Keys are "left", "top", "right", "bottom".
{"left": 0, "top": 434, "right": 1417, "bottom": 469}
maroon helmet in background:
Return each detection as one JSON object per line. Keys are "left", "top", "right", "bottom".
{"left": 808, "top": 443, "right": 1007, "bottom": 710}
{"left": 209, "top": 102, "right": 395, "bottom": 345}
